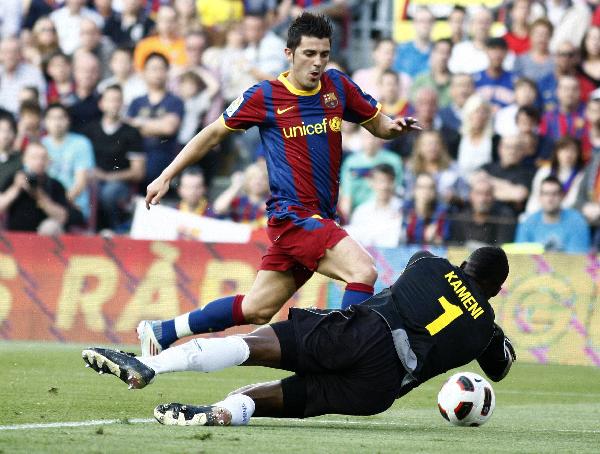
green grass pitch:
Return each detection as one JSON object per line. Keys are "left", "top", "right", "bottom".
{"left": 1, "top": 341, "right": 599, "bottom": 453}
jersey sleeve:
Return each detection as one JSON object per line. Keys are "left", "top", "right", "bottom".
{"left": 336, "top": 70, "right": 381, "bottom": 125}
{"left": 220, "top": 83, "right": 267, "bottom": 131}
{"left": 477, "top": 324, "right": 516, "bottom": 382}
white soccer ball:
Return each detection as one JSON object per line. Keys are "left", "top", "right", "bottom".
{"left": 437, "top": 372, "right": 495, "bottom": 427}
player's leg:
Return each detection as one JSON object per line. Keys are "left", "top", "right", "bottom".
{"left": 137, "top": 269, "right": 297, "bottom": 355}
{"left": 82, "top": 325, "right": 285, "bottom": 389}
{"left": 316, "top": 235, "right": 378, "bottom": 309}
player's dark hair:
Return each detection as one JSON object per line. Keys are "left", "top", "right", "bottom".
{"left": 372, "top": 163, "right": 396, "bottom": 180}
{"left": 287, "top": 12, "right": 333, "bottom": 52}
{"left": 540, "top": 175, "right": 563, "bottom": 193}
{"left": 462, "top": 247, "right": 509, "bottom": 298}
{"left": 144, "top": 51, "right": 170, "bottom": 69}
{"left": 0, "top": 111, "right": 17, "bottom": 135}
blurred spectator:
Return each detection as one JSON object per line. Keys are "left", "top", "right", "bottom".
{"left": 196, "top": 0, "right": 244, "bottom": 30}
{"left": 94, "top": 0, "right": 116, "bottom": 23}
{"left": 133, "top": 5, "right": 187, "bottom": 72}
{"left": 495, "top": 77, "right": 538, "bottom": 137}
{"left": 41, "top": 103, "right": 95, "bottom": 221}
{"left": 213, "top": 161, "right": 269, "bottom": 225}
{"left": 448, "top": 7, "right": 494, "bottom": 74}
{"left": 403, "top": 173, "right": 449, "bottom": 245}
{"left": 97, "top": 47, "right": 147, "bottom": 112}
{"left": 393, "top": 7, "right": 435, "bottom": 79}
{"left": 0, "top": 37, "right": 46, "bottom": 115}
{"left": 202, "top": 23, "right": 255, "bottom": 104}
{"left": 347, "top": 164, "right": 404, "bottom": 248}
{"left": 69, "top": 51, "right": 102, "bottom": 132}
{"left": 21, "top": 1, "right": 54, "bottom": 32}
{"left": 503, "top": 0, "right": 532, "bottom": 55}
{"left": 14, "top": 101, "right": 43, "bottom": 152}
{"left": 50, "top": 0, "right": 104, "bottom": 55}
{"left": 176, "top": 70, "right": 220, "bottom": 144}
{"left": 176, "top": 167, "right": 212, "bottom": 215}
{"left": 584, "top": 89, "right": 600, "bottom": 159}
{"left": 179, "top": 31, "right": 222, "bottom": 126}
{"left": 579, "top": 26, "right": 600, "bottom": 88}
{"left": 575, "top": 148, "right": 600, "bottom": 243}
{"left": 18, "top": 86, "right": 40, "bottom": 107}
{"left": 78, "top": 17, "right": 116, "bottom": 79}
{"left": 127, "top": 52, "right": 183, "bottom": 187}
{"left": 0, "top": 113, "right": 21, "bottom": 190}
{"left": 526, "top": 136, "right": 585, "bottom": 213}
{"left": 24, "top": 17, "right": 60, "bottom": 67}
{"left": 242, "top": 13, "right": 287, "bottom": 83}
{"left": 513, "top": 18, "right": 555, "bottom": 82}
{"left": 457, "top": 94, "right": 497, "bottom": 176}
{"left": 476, "top": 134, "right": 535, "bottom": 216}
{"left": 104, "top": 0, "right": 155, "bottom": 48}
{"left": 539, "top": 41, "right": 594, "bottom": 112}
{"left": 1, "top": 0, "right": 22, "bottom": 39}
{"left": 516, "top": 175, "right": 590, "bottom": 253}
{"left": 404, "top": 130, "right": 469, "bottom": 206}
{"left": 439, "top": 73, "right": 475, "bottom": 133}
{"left": 447, "top": 6, "right": 467, "bottom": 45}
{"left": 516, "top": 106, "right": 554, "bottom": 164}
{"left": 0, "top": 142, "right": 69, "bottom": 235}
{"left": 411, "top": 38, "right": 452, "bottom": 108}
{"left": 449, "top": 175, "right": 516, "bottom": 246}
{"left": 174, "top": 0, "right": 202, "bottom": 35}
{"left": 353, "top": 38, "right": 407, "bottom": 101}
{"left": 474, "top": 37, "right": 516, "bottom": 111}
{"left": 540, "top": 75, "right": 585, "bottom": 141}
{"left": 340, "top": 128, "right": 403, "bottom": 218}
{"left": 44, "top": 52, "right": 76, "bottom": 106}
{"left": 84, "top": 85, "right": 145, "bottom": 231}
{"left": 548, "top": 0, "right": 592, "bottom": 53}
{"left": 378, "top": 70, "right": 409, "bottom": 119}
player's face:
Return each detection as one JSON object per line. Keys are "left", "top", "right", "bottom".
{"left": 286, "top": 36, "right": 331, "bottom": 90}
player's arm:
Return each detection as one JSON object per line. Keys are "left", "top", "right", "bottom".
{"left": 145, "top": 119, "right": 232, "bottom": 209}
{"left": 477, "top": 323, "right": 517, "bottom": 382}
{"left": 361, "top": 112, "right": 421, "bottom": 140}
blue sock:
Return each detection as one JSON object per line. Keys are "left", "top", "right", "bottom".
{"left": 155, "top": 295, "right": 245, "bottom": 348}
{"left": 341, "top": 283, "right": 374, "bottom": 310}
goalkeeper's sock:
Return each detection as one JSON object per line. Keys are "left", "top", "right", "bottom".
{"left": 215, "top": 394, "right": 255, "bottom": 426}
{"left": 155, "top": 295, "right": 246, "bottom": 348}
{"left": 138, "top": 336, "right": 250, "bottom": 374}
{"left": 340, "top": 283, "right": 374, "bottom": 309}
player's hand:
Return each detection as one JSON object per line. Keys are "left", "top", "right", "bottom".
{"left": 390, "top": 116, "right": 422, "bottom": 135}
{"left": 145, "top": 176, "right": 171, "bottom": 210}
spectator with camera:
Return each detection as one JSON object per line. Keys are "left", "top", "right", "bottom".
{"left": 0, "top": 142, "right": 69, "bottom": 235}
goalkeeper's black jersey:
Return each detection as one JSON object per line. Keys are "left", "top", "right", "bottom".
{"left": 360, "top": 251, "right": 495, "bottom": 392}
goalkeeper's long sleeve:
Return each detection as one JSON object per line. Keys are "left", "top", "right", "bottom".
{"left": 477, "top": 323, "right": 516, "bottom": 382}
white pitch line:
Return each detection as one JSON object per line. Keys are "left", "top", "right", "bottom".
{"left": 1, "top": 417, "right": 600, "bottom": 434}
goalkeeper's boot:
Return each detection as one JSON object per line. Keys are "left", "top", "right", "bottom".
{"left": 82, "top": 347, "right": 155, "bottom": 389}
{"left": 137, "top": 320, "right": 165, "bottom": 356}
{"left": 154, "top": 403, "right": 232, "bottom": 426}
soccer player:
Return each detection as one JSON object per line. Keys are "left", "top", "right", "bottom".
{"left": 83, "top": 247, "right": 516, "bottom": 426}
{"left": 137, "top": 13, "right": 421, "bottom": 356}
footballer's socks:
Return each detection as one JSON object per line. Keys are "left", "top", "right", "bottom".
{"left": 341, "top": 283, "right": 374, "bottom": 309}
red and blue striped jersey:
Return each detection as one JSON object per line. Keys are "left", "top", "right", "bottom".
{"left": 221, "top": 69, "right": 381, "bottom": 220}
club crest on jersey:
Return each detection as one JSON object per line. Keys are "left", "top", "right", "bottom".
{"left": 323, "top": 92, "right": 338, "bottom": 108}
{"left": 226, "top": 96, "right": 243, "bottom": 116}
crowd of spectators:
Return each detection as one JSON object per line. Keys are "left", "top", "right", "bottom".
{"left": 0, "top": 0, "right": 599, "bottom": 254}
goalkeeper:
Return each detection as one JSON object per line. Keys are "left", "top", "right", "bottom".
{"left": 83, "top": 247, "right": 516, "bottom": 426}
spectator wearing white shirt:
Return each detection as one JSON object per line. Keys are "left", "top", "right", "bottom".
{"left": 242, "top": 13, "right": 287, "bottom": 82}
{"left": 0, "top": 0, "right": 22, "bottom": 39}
{"left": 347, "top": 164, "right": 404, "bottom": 248}
{"left": 0, "top": 37, "right": 46, "bottom": 115}
{"left": 50, "top": 0, "right": 104, "bottom": 55}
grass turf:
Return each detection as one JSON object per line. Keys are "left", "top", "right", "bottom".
{"left": 1, "top": 341, "right": 599, "bottom": 453}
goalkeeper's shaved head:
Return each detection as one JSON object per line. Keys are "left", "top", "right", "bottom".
{"left": 461, "top": 247, "right": 509, "bottom": 298}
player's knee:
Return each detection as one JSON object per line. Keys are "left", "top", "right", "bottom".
{"left": 244, "top": 306, "right": 277, "bottom": 325}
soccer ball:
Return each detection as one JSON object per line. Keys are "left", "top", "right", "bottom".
{"left": 437, "top": 372, "right": 495, "bottom": 427}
